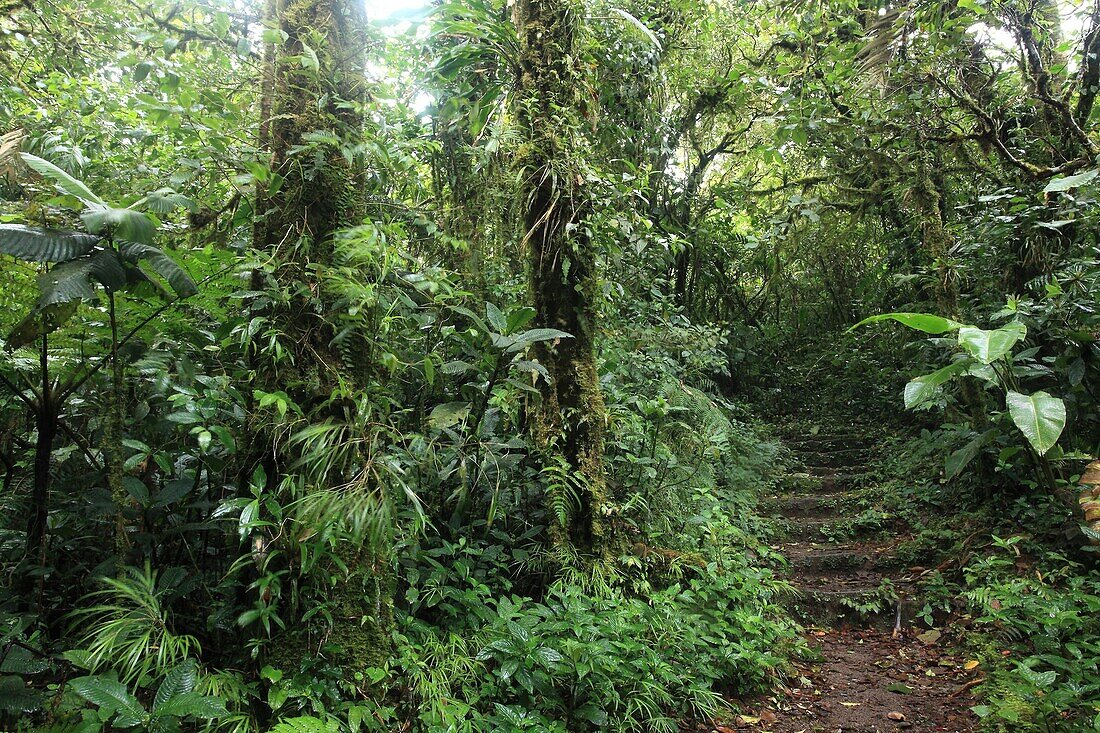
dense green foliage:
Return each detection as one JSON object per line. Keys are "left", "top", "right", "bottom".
{"left": 0, "top": 0, "right": 1098, "bottom": 730}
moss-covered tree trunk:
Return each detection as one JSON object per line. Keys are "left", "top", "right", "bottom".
{"left": 911, "top": 145, "right": 958, "bottom": 316}
{"left": 251, "top": 0, "right": 392, "bottom": 676}
{"left": 513, "top": 0, "right": 609, "bottom": 555}
{"left": 256, "top": 0, "right": 368, "bottom": 287}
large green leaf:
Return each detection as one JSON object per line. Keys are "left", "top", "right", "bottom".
{"left": 429, "top": 401, "right": 471, "bottom": 429}
{"left": 1006, "top": 390, "right": 1066, "bottom": 455}
{"left": 506, "top": 328, "right": 573, "bottom": 353}
{"left": 0, "top": 675, "right": 44, "bottom": 713}
{"left": 903, "top": 360, "right": 972, "bottom": 409}
{"left": 945, "top": 431, "right": 993, "bottom": 479}
{"left": 0, "top": 645, "right": 49, "bottom": 675}
{"left": 154, "top": 660, "right": 197, "bottom": 711}
{"left": 957, "top": 321, "right": 1026, "bottom": 364}
{"left": 485, "top": 302, "right": 507, "bottom": 333}
{"left": 610, "top": 7, "right": 662, "bottom": 49}
{"left": 0, "top": 224, "right": 99, "bottom": 262}
{"left": 133, "top": 187, "right": 198, "bottom": 214}
{"left": 505, "top": 306, "right": 537, "bottom": 334}
{"left": 82, "top": 207, "right": 156, "bottom": 244}
{"left": 123, "top": 262, "right": 171, "bottom": 300}
{"left": 851, "top": 312, "right": 966, "bottom": 334}
{"left": 152, "top": 691, "right": 228, "bottom": 720}
{"left": 5, "top": 301, "right": 80, "bottom": 350}
{"left": 36, "top": 250, "right": 127, "bottom": 308}
{"left": 20, "top": 153, "right": 104, "bottom": 205}
{"left": 1043, "top": 169, "right": 1098, "bottom": 193}
{"left": 266, "top": 716, "right": 339, "bottom": 733}
{"left": 119, "top": 241, "right": 197, "bottom": 298}
{"left": 69, "top": 675, "right": 146, "bottom": 727}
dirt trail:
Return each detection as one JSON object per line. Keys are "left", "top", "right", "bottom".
{"left": 723, "top": 426, "right": 981, "bottom": 733}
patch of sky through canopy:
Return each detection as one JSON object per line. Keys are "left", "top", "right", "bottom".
{"left": 367, "top": 0, "right": 430, "bottom": 25}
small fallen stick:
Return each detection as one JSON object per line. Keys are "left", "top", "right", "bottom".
{"left": 950, "top": 676, "right": 985, "bottom": 698}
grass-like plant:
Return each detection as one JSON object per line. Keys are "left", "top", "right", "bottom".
{"left": 69, "top": 563, "right": 199, "bottom": 685}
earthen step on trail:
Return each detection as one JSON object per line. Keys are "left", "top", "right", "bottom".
{"left": 780, "top": 471, "right": 870, "bottom": 493}
{"left": 800, "top": 464, "right": 872, "bottom": 477}
{"left": 792, "top": 447, "right": 873, "bottom": 467}
{"left": 778, "top": 516, "right": 888, "bottom": 542}
{"left": 785, "top": 435, "right": 870, "bottom": 451}
{"left": 780, "top": 541, "right": 904, "bottom": 572}
{"left": 790, "top": 583, "right": 919, "bottom": 631}
{"left": 778, "top": 473, "right": 827, "bottom": 493}
{"left": 793, "top": 566, "right": 911, "bottom": 590}
{"left": 766, "top": 492, "right": 850, "bottom": 518}
{"left": 779, "top": 427, "right": 871, "bottom": 441}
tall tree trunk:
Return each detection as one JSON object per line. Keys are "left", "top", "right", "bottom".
{"left": 514, "top": 0, "right": 609, "bottom": 555}
{"left": 912, "top": 143, "right": 958, "bottom": 316}
{"left": 252, "top": 0, "right": 392, "bottom": 674}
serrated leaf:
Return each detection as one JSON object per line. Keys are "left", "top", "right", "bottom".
{"left": 19, "top": 153, "right": 104, "bottom": 205}
{"left": 0, "top": 224, "right": 99, "bottom": 262}
{"left": 0, "top": 646, "right": 49, "bottom": 675}
{"left": 1017, "top": 664, "right": 1057, "bottom": 687}
{"left": 441, "top": 360, "right": 475, "bottom": 375}
{"left": 267, "top": 716, "right": 339, "bottom": 733}
{"left": 118, "top": 241, "right": 196, "bottom": 298}
{"left": 850, "top": 312, "right": 966, "bottom": 334}
{"left": 512, "top": 359, "right": 549, "bottom": 380}
{"left": 1006, "top": 391, "right": 1066, "bottom": 455}
{"left": 957, "top": 322, "right": 1026, "bottom": 364}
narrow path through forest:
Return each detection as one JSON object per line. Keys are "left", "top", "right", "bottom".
{"left": 725, "top": 423, "right": 983, "bottom": 733}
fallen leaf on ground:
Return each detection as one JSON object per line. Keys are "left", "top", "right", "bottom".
{"left": 887, "top": 711, "right": 907, "bottom": 721}
{"left": 917, "top": 629, "right": 941, "bottom": 645}
{"left": 964, "top": 660, "right": 980, "bottom": 670}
